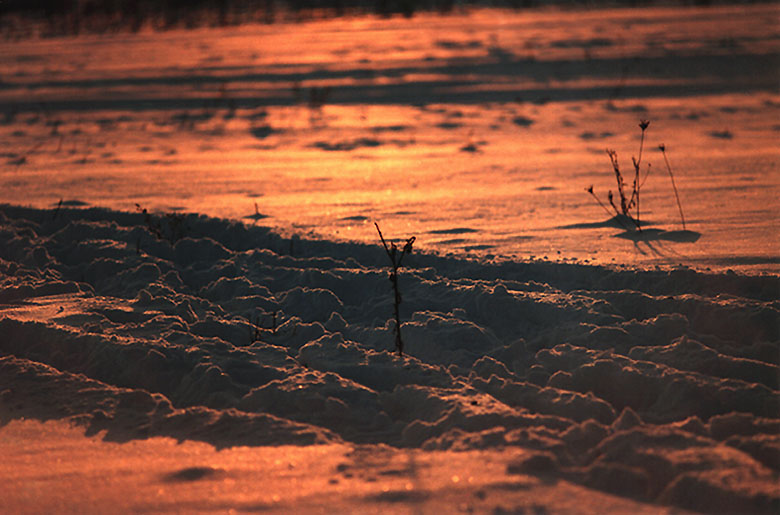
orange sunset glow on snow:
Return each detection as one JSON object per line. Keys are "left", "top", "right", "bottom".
{"left": 1, "top": 1, "right": 778, "bottom": 513}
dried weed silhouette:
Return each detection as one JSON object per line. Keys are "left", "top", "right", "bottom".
{"left": 135, "top": 203, "right": 187, "bottom": 245}
{"left": 587, "top": 120, "right": 686, "bottom": 232}
{"left": 375, "top": 222, "right": 415, "bottom": 357}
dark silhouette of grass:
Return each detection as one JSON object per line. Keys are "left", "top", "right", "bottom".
{"left": 659, "top": 143, "right": 686, "bottom": 230}
{"left": 51, "top": 198, "right": 62, "bottom": 221}
{"left": 135, "top": 203, "right": 187, "bottom": 245}
{"left": 375, "top": 222, "right": 415, "bottom": 357}
{"left": 587, "top": 120, "right": 693, "bottom": 241}
{"left": 244, "top": 201, "right": 267, "bottom": 222}
{"left": 587, "top": 120, "right": 653, "bottom": 232}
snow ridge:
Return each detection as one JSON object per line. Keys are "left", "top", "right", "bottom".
{"left": 1, "top": 205, "right": 778, "bottom": 512}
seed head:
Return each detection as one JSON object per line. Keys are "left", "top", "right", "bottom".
{"left": 639, "top": 119, "right": 650, "bottom": 131}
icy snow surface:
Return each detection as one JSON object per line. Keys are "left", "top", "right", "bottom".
{"left": 1, "top": 204, "right": 778, "bottom": 512}
{"left": 0, "top": 4, "right": 779, "bottom": 272}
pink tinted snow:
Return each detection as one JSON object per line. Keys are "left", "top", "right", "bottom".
{"left": 0, "top": 4, "right": 778, "bottom": 513}
{"left": 0, "top": 4, "right": 778, "bottom": 272}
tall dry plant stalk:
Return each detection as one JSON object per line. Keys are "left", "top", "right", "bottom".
{"left": 659, "top": 143, "right": 686, "bottom": 230}
{"left": 588, "top": 120, "right": 653, "bottom": 231}
{"left": 588, "top": 120, "right": 690, "bottom": 234}
{"left": 375, "top": 222, "right": 415, "bottom": 357}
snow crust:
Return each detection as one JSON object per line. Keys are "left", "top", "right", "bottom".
{"left": 1, "top": 204, "right": 778, "bottom": 512}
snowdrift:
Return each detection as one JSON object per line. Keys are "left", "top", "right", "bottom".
{"left": 1, "top": 204, "right": 778, "bottom": 513}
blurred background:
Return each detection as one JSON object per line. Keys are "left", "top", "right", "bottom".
{"left": 1, "top": 0, "right": 771, "bottom": 37}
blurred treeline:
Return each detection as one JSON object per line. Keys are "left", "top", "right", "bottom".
{"left": 0, "top": 0, "right": 761, "bottom": 36}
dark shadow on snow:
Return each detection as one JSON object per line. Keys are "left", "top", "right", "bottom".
{"left": 615, "top": 228, "right": 701, "bottom": 243}
{"left": 562, "top": 216, "right": 701, "bottom": 244}
{"left": 559, "top": 215, "right": 656, "bottom": 231}
{"left": 428, "top": 227, "right": 479, "bottom": 235}
{"left": 163, "top": 466, "right": 225, "bottom": 483}
{"left": 1, "top": 52, "right": 777, "bottom": 114}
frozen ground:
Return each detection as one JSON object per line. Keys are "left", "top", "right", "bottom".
{"left": 0, "top": 4, "right": 778, "bottom": 272}
{"left": 0, "top": 3, "right": 778, "bottom": 513}
{"left": 0, "top": 204, "right": 778, "bottom": 512}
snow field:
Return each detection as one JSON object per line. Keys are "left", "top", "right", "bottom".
{"left": 1, "top": 204, "right": 778, "bottom": 512}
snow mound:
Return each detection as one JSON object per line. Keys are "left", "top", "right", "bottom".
{"left": 1, "top": 204, "right": 778, "bottom": 513}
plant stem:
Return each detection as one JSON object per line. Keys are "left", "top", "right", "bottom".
{"left": 375, "top": 222, "right": 413, "bottom": 357}
{"left": 390, "top": 268, "right": 403, "bottom": 356}
{"left": 660, "top": 145, "right": 686, "bottom": 230}
{"left": 588, "top": 187, "right": 615, "bottom": 218}
{"left": 635, "top": 187, "right": 640, "bottom": 232}
{"left": 637, "top": 126, "right": 646, "bottom": 169}
{"left": 588, "top": 187, "right": 633, "bottom": 232}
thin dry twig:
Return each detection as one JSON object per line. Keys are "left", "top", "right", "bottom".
{"left": 659, "top": 143, "right": 686, "bottom": 230}
{"left": 375, "top": 222, "right": 415, "bottom": 357}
